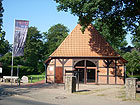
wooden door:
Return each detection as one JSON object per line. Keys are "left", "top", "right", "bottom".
{"left": 55, "top": 67, "right": 63, "bottom": 83}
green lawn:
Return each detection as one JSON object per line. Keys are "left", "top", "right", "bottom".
{"left": 27, "top": 75, "right": 45, "bottom": 83}
{"left": 128, "top": 75, "right": 140, "bottom": 81}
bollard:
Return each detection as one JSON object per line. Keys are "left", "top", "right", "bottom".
{"left": 17, "top": 78, "right": 19, "bottom": 86}
{"left": 65, "top": 76, "right": 76, "bottom": 93}
{"left": 31, "top": 77, "right": 32, "bottom": 83}
{"left": 38, "top": 76, "right": 39, "bottom": 80}
{"left": 18, "top": 79, "right": 20, "bottom": 86}
{"left": 125, "top": 78, "right": 137, "bottom": 99}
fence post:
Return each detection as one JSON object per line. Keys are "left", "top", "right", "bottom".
{"left": 31, "top": 77, "right": 32, "bottom": 83}
{"left": 38, "top": 75, "right": 39, "bottom": 80}
{"left": 65, "top": 76, "right": 76, "bottom": 93}
{"left": 125, "top": 78, "right": 137, "bottom": 99}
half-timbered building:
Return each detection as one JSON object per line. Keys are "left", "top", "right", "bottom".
{"left": 45, "top": 24, "right": 127, "bottom": 84}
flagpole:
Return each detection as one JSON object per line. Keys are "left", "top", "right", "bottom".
{"left": 11, "top": 49, "right": 14, "bottom": 86}
{"left": 11, "top": 19, "right": 15, "bottom": 86}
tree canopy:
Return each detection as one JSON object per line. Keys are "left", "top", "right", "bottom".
{"left": 1, "top": 0, "right": 140, "bottom": 77}
{"left": 24, "top": 26, "right": 45, "bottom": 74}
{"left": 0, "top": 32, "right": 11, "bottom": 56}
{"left": 94, "top": 20, "right": 127, "bottom": 51}
{"left": 44, "top": 24, "right": 69, "bottom": 56}
{"left": 0, "top": 0, "right": 10, "bottom": 56}
{"left": 54, "top": 0, "right": 140, "bottom": 76}
{"left": 55, "top": 0, "right": 140, "bottom": 32}
{"left": 0, "top": 0, "right": 4, "bottom": 32}
{"left": 123, "top": 49, "right": 140, "bottom": 76}
{"left": 0, "top": 24, "right": 69, "bottom": 76}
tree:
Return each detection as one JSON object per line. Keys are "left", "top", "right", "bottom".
{"left": 54, "top": 0, "right": 140, "bottom": 44}
{"left": 55, "top": 0, "right": 140, "bottom": 31}
{"left": 44, "top": 24, "right": 69, "bottom": 56}
{"left": 24, "top": 26, "right": 45, "bottom": 74}
{"left": 0, "top": 27, "right": 46, "bottom": 76}
{"left": 0, "top": 32, "right": 11, "bottom": 56}
{"left": 0, "top": 52, "right": 32, "bottom": 76}
{"left": 94, "top": 20, "right": 127, "bottom": 52}
{"left": 0, "top": 52, "right": 12, "bottom": 76}
{"left": 132, "top": 23, "right": 140, "bottom": 50}
{"left": 123, "top": 50, "right": 140, "bottom": 76}
{"left": 0, "top": 0, "right": 4, "bottom": 32}
{"left": 0, "top": 0, "right": 10, "bottom": 56}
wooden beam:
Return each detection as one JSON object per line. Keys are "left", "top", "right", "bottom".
{"left": 75, "top": 66, "right": 85, "bottom": 68}
{"left": 62, "top": 59, "right": 64, "bottom": 83}
{"left": 58, "top": 59, "right": 63, "bottom": 65}
{"left": 96, "top": 59, "right": 99, "bottom": 84}
{"left": 124, "top": 63, "right": 126, "bottom": 84}
{"left": 115, "top": 60, "right": 117, "bottom": 84}
{"left": 98, "top": 66, "right": 115, "bottom": 68}
{"left": 107, "top": 65, "right": 109, "bottom": 84}
{"left": 86, "top": 67, "right": 97, "bottom": 69}
{"left": 103, "top": 59, "right": 113, "bottom": 84}
{"left": 54, "top": 59, "right": 56, "bottom": 82}
{"left": 45, "top": 64, "right": 47, "bottom": 83}
{"left": 104, "top": 59, "right": 113, "bottom": 66}
{"left": 64, "top": 59, "right": 69, "bottom": 64}
{"left": 84, "top": 60, "right": 87, "bottom": 84}
{"left": 75, "top": 66, "right": 96, "bottom": 69}
{"left": 58, "top": 59, "right": 69, "bottom": 65}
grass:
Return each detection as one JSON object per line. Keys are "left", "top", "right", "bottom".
{"left": 121, "top": 94, "right": 140, "bottom": 102}
{"left": 97, "top": 94, "right": 106, "bottom": 96}
{"left": 27, "top": 74, "right": 45, "bottom": 83}
{"left": 128, "top": 75, "right": 140, "bottom": 81}
{"left": 74, "top": 88, "right": 110, "bottom": 95}
{"left": 136, "top": 93, "right": 140, "bottom": 102}
{"left": 116, "top": 86, "right": 126, "bottom": 100}
{"left": 117, "top": 86, "right": 140, "bottom": 102}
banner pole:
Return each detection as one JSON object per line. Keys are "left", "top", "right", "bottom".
{"left": 11, "top": 20, "right": 15, "bottom": 86}
{"left": 11, "top": 50, "right": 14, "bottom": 86}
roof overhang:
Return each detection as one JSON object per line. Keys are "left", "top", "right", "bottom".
{"left": 45, "top": 56, "right": 127, "bottom": 64}
{"left": 50, "top": 56, "right": 120, "bottom": 59}
{"left": 49, "top": 56, "right": 127, "bottom": 63}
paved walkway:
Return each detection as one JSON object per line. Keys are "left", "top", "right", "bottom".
{"left": 0, "top": 82, "right": 140, "bottom": 105}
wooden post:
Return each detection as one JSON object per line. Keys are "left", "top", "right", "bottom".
{"left": 54, "top": 59, "right": 56, "bottom": 83}
{"left": 104, "top": 59, "right": 113, "bottom": 84}
{"left": 77, "top": 69, "right": 79, "bottom": 90}
{"left": 107, "top": 63, "right": 109, "bottom": 84}
{"left": 45, "top": 64, "right": 47, "bottom": 83}
{"left": 115, "top": 60, "right": 117, "bottom": 84}
{"left": 124, "top": 63, "right": 126, "bottom": 84}
{"left": 84, "top": 60, "right": 87, "bottom": 84}
{"left": 97, "top": 68, "right": 99, "bottom": 84}
{"left": 62, "top": 59, "right": 64, "bottom": 83}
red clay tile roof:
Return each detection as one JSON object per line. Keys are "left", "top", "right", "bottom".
{"left": 50, "top": 24, "right": 120, "bottom": 57}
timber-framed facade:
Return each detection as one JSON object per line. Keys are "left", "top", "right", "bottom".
{"left": 45, "top": 24, "right": 127, "bottom": 85}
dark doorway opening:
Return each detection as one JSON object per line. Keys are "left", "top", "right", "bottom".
{"left": 74, "top": 60, "right": 96, "bottom": 83}
{"left": 87, "top": 69, "right": 95, "bottom": 82}
{"left": 77, "top": 68, "right": 84, "bottom": 83}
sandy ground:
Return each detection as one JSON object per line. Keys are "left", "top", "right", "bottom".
{"left": 0, "top": 82, "right": 140, "bottom": 105}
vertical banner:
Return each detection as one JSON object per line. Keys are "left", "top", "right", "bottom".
{"left": 13, "top": 20, "right": 29, "bottom": 57}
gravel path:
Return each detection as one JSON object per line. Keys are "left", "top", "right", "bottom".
{"left": 0, "top": 83, "right": 140, "bottom": 105}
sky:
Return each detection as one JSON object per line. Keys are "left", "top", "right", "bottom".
{"left": 3, "top": 0, "right": 132, "bottom": 46}
{"left": 3, "top": 0, "right": 78, "bottom": 44}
